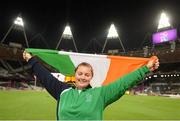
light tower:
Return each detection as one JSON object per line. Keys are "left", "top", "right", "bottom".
{"left": 152, "top": 11, "right": 177, "bottom": 52}
{"left": 56, "top": 24, "right": 78, "bottom": 52}
{"left": 1, "top": 14, "right": 29, "bottom": 48}
{"left": 101, "top": 23, "right": 125, "bottom": 54}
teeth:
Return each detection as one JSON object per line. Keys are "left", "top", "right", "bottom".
{"left": 79, "top": 80, "right": 87, "bottom": 82}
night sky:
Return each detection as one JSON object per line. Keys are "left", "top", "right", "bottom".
{"left": 1, "top": 0, "right": 180, "bottom": 53}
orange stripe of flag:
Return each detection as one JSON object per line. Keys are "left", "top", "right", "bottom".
{"left": 102, "top": 55, "right": 150, "bottom": 85}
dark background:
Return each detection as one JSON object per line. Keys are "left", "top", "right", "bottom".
{"left": 0, "top": 0, "right": 180, "bottom": 52}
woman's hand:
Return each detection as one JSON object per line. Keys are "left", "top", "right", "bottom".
{"left": 23, "top": 51, "right": 32, "bottom": 62}
{"left": 146, "top": 57, "right": 160, "bottom": 71}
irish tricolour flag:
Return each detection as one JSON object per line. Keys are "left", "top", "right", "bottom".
{"left": 26, "top": 48, "right": 152, "bottom": 87}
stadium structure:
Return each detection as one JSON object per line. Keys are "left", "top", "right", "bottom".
{"left": 0, "top": 14, "right": 180, "bottom": 96}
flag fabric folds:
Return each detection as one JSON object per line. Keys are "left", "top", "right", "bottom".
{"left": 26, "top": 48, "right": 152, "bottom": 87}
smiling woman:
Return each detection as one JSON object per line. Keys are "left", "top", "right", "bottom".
{"left": 74, "top": 62, "right": 93, "bottom": 89}
{"left": 22, "top": 50, "right": 159, "bottom": 120}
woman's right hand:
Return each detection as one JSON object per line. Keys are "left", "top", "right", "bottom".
{"left": 23, "top": 51, "right": 32, "bottom": 62}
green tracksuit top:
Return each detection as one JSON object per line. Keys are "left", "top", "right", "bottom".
{"left": 29, "top": 58, "right": 150, "bottom": 120}
{"left": 58, "top": 66, "right": 150, "bottom": 120}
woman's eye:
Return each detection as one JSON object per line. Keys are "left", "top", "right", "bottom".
{"left": 85, "top": 74, "right": 91, "bottom": 77}
{"left": 78, "top": 72, "right": 82, "bottom": 75}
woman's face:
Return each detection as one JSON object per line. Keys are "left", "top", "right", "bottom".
{"left": 75, "top": 65, "right": 93, "bottom": 89}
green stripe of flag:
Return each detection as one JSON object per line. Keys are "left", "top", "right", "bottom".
{"left": 26, "top": 48, "right": 75, "bottom": 76}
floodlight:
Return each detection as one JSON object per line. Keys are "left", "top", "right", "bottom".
{"left": 1, "top": 15, "right": 29, "bottom": 47}
{"left": 14, "top": 16, "right": 24, "bottom": 27}
{"left": 62, "top": 25, "right": 72, "bottom": 39}
{"left": 158, "top": 12, "right": 170, "bottom": 29}
{"left": 56, "top": 24, "right": 78, "bottom": 52}
{"left": 102, "top": 23, "right": 125, "bottom": 53}
{"left": 107, "top": 24, "right": 119, "bottom": 38}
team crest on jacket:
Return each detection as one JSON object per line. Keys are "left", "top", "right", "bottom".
{"left": 85, "top": 93, "right": 92, "bottom": 102}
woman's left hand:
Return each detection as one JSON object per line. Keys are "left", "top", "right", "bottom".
{"left": 146, "top": 57, "right": 160, "bottom": 71}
